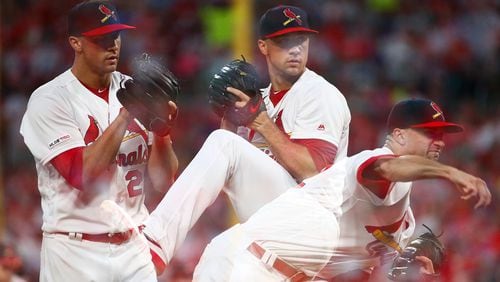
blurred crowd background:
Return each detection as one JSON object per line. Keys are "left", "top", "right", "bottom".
{"left": 1, "top": 0, "right": 499, "bottom": 281}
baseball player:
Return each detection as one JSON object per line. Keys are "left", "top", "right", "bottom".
{"left": 218, "top": 98, "right": 491, "bottom": 281}
{"left": 140, "top": 5, "right": 351, "bottom": 276}
{"left": 19, "top": 1, "right": 177, "bottom": 281}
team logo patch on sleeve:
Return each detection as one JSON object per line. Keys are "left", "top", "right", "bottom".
{"left": 48, "top": 135, "right": 71, "bottom": 150}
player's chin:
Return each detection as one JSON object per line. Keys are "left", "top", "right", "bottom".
{"left": 102, "top": 63, "right": 118, "bottom": 73}
{"left": 283, "top": 66, "right": 304, "bottom": 78}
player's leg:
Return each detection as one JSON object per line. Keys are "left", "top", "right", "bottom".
{"left": 142, "top": 129, "right": 296, "bottom": 273}
{"left": 221, "top": 132, "right": 298, "bottom": 221}
{"left": 192, "top": 224, "right": 245, "bottom": 282}
{"left": 194, "top": 189, "right": 341, "bottom": 280}
{"left": 238, "top": 188, "right": 341, "bottom": 276}
{"left": 117, "top": 236, "right": 157, "bottom": 282}
{"left": 40, "top": 234, "right": 112, "bottom": 282}
{"left": 194, "top": 223, "right": 286, "bottom": 282}
{"left": 41, "top": 232, "right": 157, "bottom": 282}
{"left": 228, "top": 248, "right": 286, "bottom": 282}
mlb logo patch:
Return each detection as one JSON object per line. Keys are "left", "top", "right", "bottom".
{"left": 49, "top": 135, "right": 71, "bottom": 150}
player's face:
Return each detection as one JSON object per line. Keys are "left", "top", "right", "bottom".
{"left": 259, "top": 33, "right": 310, "bottom": 80}
{"left": 405, "top": 128, "right": 446, "bottom": 160}
{"left": 81, "top": 32, "right": 121, "bottom": 75}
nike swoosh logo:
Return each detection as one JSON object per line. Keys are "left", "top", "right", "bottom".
{"left": 98, "top": 89, "right": 106, "bottom": 93}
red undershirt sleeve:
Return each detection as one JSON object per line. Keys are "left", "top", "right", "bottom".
{"left": 50, "top": 147, "right": 84, "bottom": 190}
{"left": 356, "top": 154, "right": 396, "bottom": 199}
{"left": 292, "top": 138, "right": 338, "bottom": 171}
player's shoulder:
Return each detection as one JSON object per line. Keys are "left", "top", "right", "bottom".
{"left": 301, "top": 69, "right": 347, "bottom": 102}
{"left": 353, "top": 147, "right": 393, "bottom": 159}
{"left": 348, "top": 147, "right": 394, "bottom": 168}
{"left": 302, "top": 69, "right": 339, "bottom": 90}
{"left": 30, "top": 69, "right": 74, "bottom": 98}
{"left": 27, "top": 69, "right": 77, "bottom": 109}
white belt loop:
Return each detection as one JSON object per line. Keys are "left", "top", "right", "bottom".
{"left": 68, "top": 232, "right": 83, "bottom": 241}
{"left": 260, "top": 249, "right": 277, "bottom": 267}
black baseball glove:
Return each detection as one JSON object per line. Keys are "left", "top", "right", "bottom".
{"left": 117, "top": 53, "right": 180, "bottom": 136}
{"left": 387, "top": 225, "right": 445, "bottom": 281}
{"left": 208, "top": 57, "right": 265, "bottom": 126}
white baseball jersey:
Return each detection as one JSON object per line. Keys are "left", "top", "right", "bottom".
{"left": 20, "top": 69, "right": 152, "bottom": 234}
{"left": 239, "top": 68, "right": 350, "bottom": 162}
{"left": 317, "top": 146, "right": 416, "bottom": 279}
{"left": 236, "top": 158, "right": 347, "bottom": 277}
{"left": 194, "top": 147, "right": 416, "bottom": 281}
{"left": 193, "top": 158, "right": 346, "bottom": 281}
{"left": 144, "top": 68, "right": 351, "bottom": 265}
{"left": 20, "top": 69, "right": 157, "bottom": 282}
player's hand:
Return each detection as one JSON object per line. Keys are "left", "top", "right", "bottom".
{"left": 225, "top": 86, "right": 265, "bottom": 127}
{"left": 166, "top": 100, "right": 178, "bottom": 123}
{"left": 415, "top": 255, "right": 435, "bottom": 275}
{"left": 220, "top": 87, "right": 249, "bottom": 131}
{"left": 208, "top": 58, "right": 263, "bottom": 126}
{"left": 117, "top": 53, "right": 180, "bottom": 137}
{"left": 118, "top": 107, "right": 134, "bottom": 123}
{"left": 450, "top": 168, "right": 491, "bottom": 208}
{"left": 227, "top": 86, "right": 271, "bottom": 131}
{"left": 227, "top": 86, "right": 251, "bottom": 108}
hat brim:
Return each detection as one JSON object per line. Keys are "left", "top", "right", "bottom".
{"left": 263, "top": 27, "right": 318, "bottom": 39}
{"left": 82, "top": 24, "right": 136, "bottom": 37}
{"left": 411, "top": 121, "right": 464, "bottom": 133}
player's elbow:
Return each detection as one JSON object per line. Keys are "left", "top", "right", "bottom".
{"left": 372, "top": 158, "right": 396, "bottom": 181}
{"left": 291, "top": 165, "right": 319, "bottom": 182}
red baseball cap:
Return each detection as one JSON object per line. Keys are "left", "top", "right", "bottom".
{"left": 387, "top": 98, "right": 464, "bottom": 133}
{"left": 259, "top": 5, "right": 318, "bottom": 39}
{"left": 68, "top": 1, "right": 135, "bottom": 37}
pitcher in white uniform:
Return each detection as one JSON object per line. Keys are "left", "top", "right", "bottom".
{"left": 140, "top": 5, "right": 351, "bottom": 276}
{"left": 222, "top": 98, "right": 490, "bottom": 281}
{"left": 19, "top": 1, "right": 178, "bottom": 281}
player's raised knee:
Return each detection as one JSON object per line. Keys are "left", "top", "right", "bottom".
{"left": 206, "top": 129, "right": 238, "bottom": 143}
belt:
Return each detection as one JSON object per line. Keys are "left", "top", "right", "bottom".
{"left": 53, "top": 229, "right": 133, "bottom": 245}
{"left": 247, "top": 241, "right": 312, "bottom": 282}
